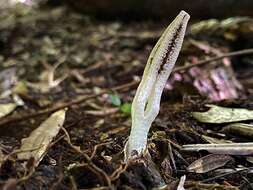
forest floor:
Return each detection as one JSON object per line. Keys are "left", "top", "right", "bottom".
{"left": 0, "top": 4, "right": 253, "bottom": 190}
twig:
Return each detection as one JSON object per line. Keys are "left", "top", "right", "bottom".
{"left": 3, "top": 146, "right": 43, "bottom": 162}
{"left": 173, "top": 48, "right": 253, "bottom": 73}
{"left": 60, "top": 127, "right": 112, "bottom": 187}
{"left": 110, "top": 163, "right": 128, "bottom": 181}
{"left": 90, "top": 142, "right": 112, "bottom": 160}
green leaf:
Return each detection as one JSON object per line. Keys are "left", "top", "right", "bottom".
{"left": 120, "top": 103, "right": 131, "bottom": 115}
{"left": 109, "top": 94, "right": 121, "bottom": 106}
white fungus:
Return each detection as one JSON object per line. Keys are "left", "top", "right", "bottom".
{"left": 124, "top": 11, "right": 190, "bottom": 162}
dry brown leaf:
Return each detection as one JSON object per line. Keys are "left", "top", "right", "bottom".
{"left": 17, "top": 109, "right": 66, "bottom": 166}
{"left": 187, "top": 154, "right": 232, "bottom": 173}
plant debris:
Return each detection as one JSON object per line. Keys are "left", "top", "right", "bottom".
{"left": 187, "top": 154, "right": 233, "bottom": 173}
{"left": 182, "top": 143, "right": 253, "bottom": 155}
{"left": 192, "top": 105, "right": 253, "bottom": 123}
{"left": 0, "top": 103, "right": 17, "bottom": 118}
{"left": 17, "top": 109, "right": 66, "bottom": 166}
{"left": 0, "top": 4, "right": 253, "bottom": 190}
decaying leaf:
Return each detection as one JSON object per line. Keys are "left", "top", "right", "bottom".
{"left": 17, "top": 109, "right": 66, "bottom": 166}
{"left": 192, "top": 105, "right": 253, "bottom": 123}
{"left": 222, "top": 123, "right": 253, "bottom": 139}
{"left": 187, "top": 154, "right": 232, "bottom": 173}
{"left": 0, "top": 103, "right": 17, "bottom": 118}
{"left": 182, "top": 143, "right": 253, "bottom": 155}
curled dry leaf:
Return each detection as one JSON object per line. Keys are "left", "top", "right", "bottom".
{"left": 182, "top": 143, "right": 253, "bottom": 155}
{"left": 187, "top": 154, "right": 232, "bottom": 173}
{"left": 192, "top": 105, "right": 253, "bottom": 123}
{"left": 17, "top": 109, "right": 66, "bottom": 166}
{"left": 0, "top": 103, "right": 17, "bottom": 119}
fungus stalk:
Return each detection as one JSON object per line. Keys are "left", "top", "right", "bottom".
{"left": 124, "top": 11, "right": 190, "bottom": 161}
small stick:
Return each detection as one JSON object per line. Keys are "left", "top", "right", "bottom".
{"left": 61, "top": 127, "right": 112, "bottom": 187}
{"left": 173, "top": 48, "right": 253, "bottom": 73}
{"left": 182, "top": 143, "right": 253, "bottom": 155}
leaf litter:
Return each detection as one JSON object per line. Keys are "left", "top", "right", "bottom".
{"left": 0, "top": 3, "right": 253, "bottom": 190}
{"left": 17, "top": 109, "right": 66, "bottom": 166}
{"left": 0, "top": 103, "right": 17, "bottom": 118}
{"left": 187, "top": 154, "right": 233, "bottom": 173}
{"left": 192, "top": 105, "right": 253, "bottom": 123}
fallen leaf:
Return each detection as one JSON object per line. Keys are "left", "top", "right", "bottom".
{"left": 17, "top": 109, "right": 66, "bottom": 166}
{"left": 0, "top": 103, "right": 17, "bottom": 118}
{"left": 192, "top": 105, "right": 253, "bottom": 123}
{"left": 187, "top": 154, "right": 232, "bottom": 173}
{"left": 222, "top": 123, "right": 253, "bottom": 139}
